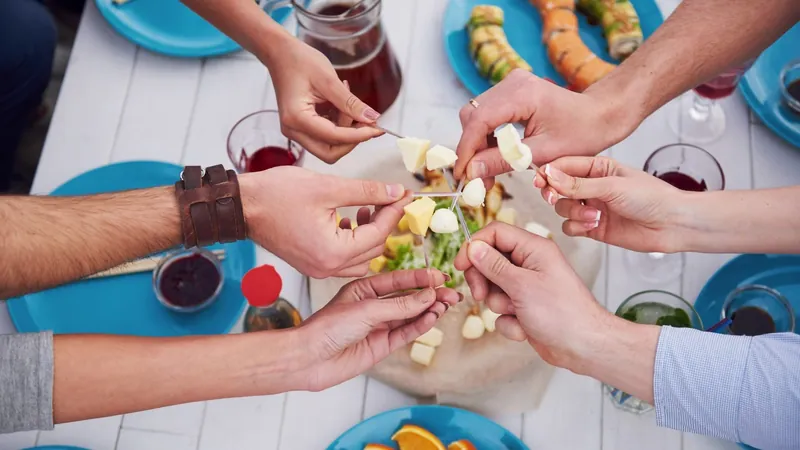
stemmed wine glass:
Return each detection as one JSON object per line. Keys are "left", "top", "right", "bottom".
{"left": 624, "top": 144, "right": 725, "bottom": 283}
{"left": 668, "top": 64, "right": 751, "bottom": 144}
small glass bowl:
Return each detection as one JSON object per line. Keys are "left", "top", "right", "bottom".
{"left": 722, "top": 285, "right": 794, "bottom": 335}
{"left": 616, "top": 290, "right": 704, "bottom": 330}
{"left": 153, "top": 248, "right": 224, "bottom": 313}
{"left": 780, "top": 59, "right": 800, "bottom": 116}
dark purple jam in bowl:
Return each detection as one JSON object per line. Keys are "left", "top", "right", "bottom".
{"left": 153, "top": 249, "right": 223, "bottom": 313}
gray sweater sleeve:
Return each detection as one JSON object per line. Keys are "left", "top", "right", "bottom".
{"left": 0, "top": 331, "right": 54, "bottom": 433}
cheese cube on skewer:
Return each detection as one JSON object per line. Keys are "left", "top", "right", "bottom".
{"left": 429, "top": 209, "right": 459, "bottom": 234}
{"left": 403, "top": 197, "right": 437, "bottom": 235}
{"left": 461, "top": 178, "right": 486, "bottom": 207}
{"left": 416, "top": 327, "right": 444, "bottom": 347}
{"left": 410, "top": 342, "right": 436, "bottom": 366}
{"left": 425, "top": 145, "right": 459, "bottom": 170}
{"left": 369, "top": 255, "right": 387, "bottom": 273}
{"left": 385, "top": 234, "right": 414, "bottom": 256}
{"left": 495, "top": 124, "right": 532, "bottom": 171}
{"left": 481, "top": 308, "right": 501, "bottom": 332}
{"left": 462, "top": 314, "right": 485, "bottom": 339}
{"left": 398, "top": 137, "right": 431, "bottom": 173}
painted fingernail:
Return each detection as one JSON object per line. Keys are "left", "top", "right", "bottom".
{"left": 546, "top": 190, "right": 557, "bottom": 205}
{"left": 429, "top": 306, "right": 442, "bottom": 319}
{"left": 584, "top": 220, "right": 600, "bottom": 230}
{"left": 470, "top": 161, "right": 487, "bottom": 179}
{"left": 439, "top": 301, "right": 450, "bottom": 312}
{"left": 443, "top": 274, "right": 452, "bottom": 282}
{"left": 362, "top": 107, "right": 380, "bottom": 121}
{"left": 582, "top": 208, "right": 601, "bottom": 221}
{"left": 545, "top": 164, "right": 566, "bottom": 183}
{"left": 468, "top": 240, "right": 488, "bottom": 261}
{"left": 458, "top": 292, "right": 465, "bottom": 303}
{"left": 386, "top": 184, "right": 404, "bottom": 199}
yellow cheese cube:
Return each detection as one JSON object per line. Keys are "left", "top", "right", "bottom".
{"left": 369, "top": 255, "right": 387, "bottom": 273}
{"left": 403, "top": 197, "right": 437, "bottom": 236}
{"left": 415, "top": 327, "right": 444, "bottom": 347}
{"left": 385, "top": 233, "right": 414, "bottom": 257}
{"left": 397, "top": 215, "right": 410, "bottom": 232}
{"left": 409, "top": 342, "right": 436, "bottom": 366}
{"left": 495, "top": 207, "right": 517, "bottom": 225}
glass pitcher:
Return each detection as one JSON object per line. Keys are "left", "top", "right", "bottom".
{"left": 264, "top": 0, "right": 403, "bottom": 115}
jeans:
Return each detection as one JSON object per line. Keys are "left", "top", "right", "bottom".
{"left": 0, "top": 0, "right": 57, "bottom": 191}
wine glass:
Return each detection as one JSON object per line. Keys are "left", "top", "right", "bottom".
{"left": 226, "top": 110, "right": 305, "bottom": 173}
{"left": 669, "top": 64, "right": 751, "bottom": 143}
{"left": 624, "top": 144, "right": 725, "bottom": 283}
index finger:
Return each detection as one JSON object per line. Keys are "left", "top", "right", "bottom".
{"left": 295, "top": 114, "right": 383, "bottom": 145}
{"left": 453, "top": 222, "right": 554, "bottom": 272}
{"left": 350, "top": 268, "right": 446, "bottom": 299}
{"left": 538, "top": 156, "right": 625, "bottom": 179}
{"left": 454, "top": 103, "right": 517, "bottom": 179}
{"left": 343, "top": 193, "right": 412, "bottom": 255}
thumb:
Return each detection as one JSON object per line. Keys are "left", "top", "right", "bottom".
{"left": 543, "top": 163, "right": 618, "bottom": 201}
{"left": 329, "top": 177, "right": 406, "bottom": 207}
{"left": 320, "top": 76, "right": 381, "bottom": 123}
{"left": 363, "top": 288, "right": 437, "bottom": 324}
{"left": 467, "top": 240, "right": 525, "bottom": 297}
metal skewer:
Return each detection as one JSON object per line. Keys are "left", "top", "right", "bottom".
{"left": 372, "top": 124, "right": 403, "bottom": 139}
{"left": 412, "top": 191, "right": 460, "bottom": 198}
{"left": 450, "top": 179, "right": 465, "bottom": 211}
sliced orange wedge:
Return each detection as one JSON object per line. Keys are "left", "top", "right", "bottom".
{"left": 391, "top": 424, "right": 446, "bottom": 450}
{"left": 447, "top": 439, "right": 477, "bottom": 450}
{"left": 364, "top": 444, "right": 394, "bottom": 450}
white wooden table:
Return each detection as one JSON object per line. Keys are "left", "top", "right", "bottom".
{"left": 1, "top": 0, "right": 799, "bottom": 448}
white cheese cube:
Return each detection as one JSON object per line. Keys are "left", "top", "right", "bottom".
{"left": 461, "top": 178, "right": 486, "bottom": 207}
{"left": 409, "top": 342, "right": 436, "bottom": 366}
{"left": 462, "top": 314, "right": 485, "bottom": 339}
{"left": 524, "top": 221, "right": 553, "bottom": 239}
{"left": 481, "top": 308, "right": 501, "bottom": 332}
{"left": 398, "top": 137, "right": 431, "bottom": 173}
{"left": 429, "top": 209, "right": 459, "bottom": 234}
{"left": 425, "top": 145, "right": 458, "bottom": 170}
{"left": 415, "top": 327, "right": 444, "bottom": 347}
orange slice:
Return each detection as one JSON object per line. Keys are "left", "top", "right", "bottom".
{"left": 448, "top": 440, "right": 477, "bottom": 450}
{"left": 364, "top": 444, "right": 394, "bottom": 450}
{"left": 391, "top": 424, "right": 446, "bottom": 450}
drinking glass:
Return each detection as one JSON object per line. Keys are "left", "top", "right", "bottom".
{"left": 227, "top": 110, "right": 305, "bottom": 173}
{"left": 605, "top": 290, "right": 703, "bottom": 414}
{"left": 624, "top": 144, "right": 725, "bottom": 283}
{"left": 780, "top": 59, "right": 800, "bottom": 116}
{"left": 669, "top": 64, "right": 751, "bottom": 143}
{"left": 722, "top": 285, "right": 795, "bottom": 336}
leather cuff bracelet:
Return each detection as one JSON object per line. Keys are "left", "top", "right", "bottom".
{"left": 175, "top": 165, "right": 247, "bottom": 248}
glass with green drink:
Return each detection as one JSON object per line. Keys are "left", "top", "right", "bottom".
{"left": 605, "top": 290, "right": 703, "bottom": 414}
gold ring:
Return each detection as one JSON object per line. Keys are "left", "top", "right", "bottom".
{"left": 469, "top": 99, "right": 479, "bottom": 109}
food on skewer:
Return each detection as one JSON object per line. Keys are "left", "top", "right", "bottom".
{"left": 398, "top": 137, "right": 431, "bottom": 173}
{"left": 495, "top": 124, "right": 532, "bottom": 171}
{"left": 426, "top": 145, "right": 459, "bottom": 170}
{"left": 462, "top": 314, "right": 486, "bottom": 339}
{"left": 461, "top": 178, "right": 487, "bottom": 207}
{"left": 481, "top": 308, "right": 502, "bottom": 332}
{"left": 386, "top": 234, "right": 415, "bottom": 257}
{"left": 577, "top": 0, "right": 643, "bottom": 61}
{"left": 525, "top": 221, "right": 554, "bottom": 239}
{"left": 369, "top": 255, "right": 387, "bottom": 273}
{"left": 404, "top": 197, "right": 437, "bottom": 236}
{"left": 430, "top": 209, "right": 460, "bottom": 234}
{"left": 467, "top": 5, "right": 533, "bottom": 85}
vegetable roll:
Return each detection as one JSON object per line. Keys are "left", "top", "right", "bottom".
{"left": 541, "top": 8, "right": 578, "bottom": 42}
{"left": 570, "top": 56, "right": 616, "bottom": 91}
{"left": 467, "top": 5, "right": 533, "bottom": 84}
{"left": 577, "top": 0, "right": 643, "bottom": 60}
{"left": 559, "top": 46, "right": 595, "bottom": 81}
{"left": 546, "top": 30, "right": 584, "bottom": 65}
{"left": 530, "top": 0, "right": 575, "bottom": 12}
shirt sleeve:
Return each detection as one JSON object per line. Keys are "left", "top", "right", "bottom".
{"left": 654, "top": 326, "right": 800, "bottom": 450}
{"left": 0, "top": 331, "right": 54, "bottom": 433}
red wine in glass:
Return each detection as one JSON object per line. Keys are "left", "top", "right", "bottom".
{"left": 693, "top": 84, "right": 737, "bottom": 100}
{"left": 245, "top": 146, "right": 298, "bottom": 173}
{"left": 655, "top": 171, "right": 708, "bottom": 192}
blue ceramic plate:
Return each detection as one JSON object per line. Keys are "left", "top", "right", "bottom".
{"left": 94, "top": 0, "right": 290, "bottom": 58}
{"left": 739, "top": 24, "right": 800, "bottom": 149}
{"left": 694, "top": 253, "right": 800, "bottom": 450}
{"left": 443, "top": 0, "right": 664, "bottom": 96}
{"left": 7, "top": 161, "right": 255, "bottom": 337}
{"left": 23, "top": 447, "right": 90, "bottom": 450}
{"left": 327, "top": 405, "right": 528, "bottom": 449}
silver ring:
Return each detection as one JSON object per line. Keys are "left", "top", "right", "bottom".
{"left": 469, "top": 99, "right": 479, "bottom": 109}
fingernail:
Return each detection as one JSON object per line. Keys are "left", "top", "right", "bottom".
{"left": 468, "top": 240, "right": 488, "bottom": 261}
{"left": 470, "top": 161, "right": 487, "bottom": 179}
{"left": 439, "top": 301, "right": 450, "bottom": 312}
{"left": 545, "top": 164, "right": 565, "bottom": 184}
{"left": 546, "top": 190, "right": 557, "bottom": 206}
{"left": 386, "top": 184, "right": 403, "bottom": 199}
{"left": 457, "top": 292, "right": 465, "bottom": 303}
{"left": 584, "top": 220, "right": 600, "bottom": 230}
{"left": 582, "top": 208, "right": 601, "bottom": 221}
{"left": 443, "top": 274, "right": 451, "bottom": 282}
{"left": 362, "top": 107, "right": 380, "bottom": 121}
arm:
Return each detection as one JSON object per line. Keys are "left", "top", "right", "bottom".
{"left": 590, "top": 0, "right": 800, "bottom": 133}
{"left": 676, "top": 188, "right": 800, "bottom": 254}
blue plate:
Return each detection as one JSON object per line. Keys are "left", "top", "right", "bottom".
{"left": 94, "top": 0, "right": 290, "bottom": 58}
{"left": 6, "top": 161, "right": 255, "bottom": 336}
{"left": 693, "top": 253, "right": 800, "bottom": 450}
{"left": 327, "top": 405, "right": 528, "bottom": 449}
{"left": 739, "top": 24, "right": 800, "bottom": 149}
{"left": 22, "top": 447, "right": 90, "bottom": 450}
{"left": 443, "top": 0, "right": 664, "bottom": 96}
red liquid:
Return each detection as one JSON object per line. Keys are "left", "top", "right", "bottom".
{"left": 693, "top": 83, "right": 736, "bottom": 100}
{"left": 159, "top": 254, "right": 221, "bottom": 308}
{"left": 655, "top": 171, "right": 708, "bottom": 192}
{"left": 305, "top": 3, "right": 403, "bottom": 115}
{"left": 730, "top": 306, "right": 776, "bottom": 336}
{"left": 245, "top": 146, "right": 297, "bottom": 172}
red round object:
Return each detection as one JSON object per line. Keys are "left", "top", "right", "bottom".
{"left": 241, "top": 265, "right": 283, "bottom": 308}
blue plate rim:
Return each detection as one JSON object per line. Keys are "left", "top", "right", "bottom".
{"left": 325, "top": 404, "right": 529, "bottom": 449}
{"left": 739, "top": 79, "right": 800, "bottom": 149}
{"left": 7, "top": 160, "right": 254, "bottom": 335}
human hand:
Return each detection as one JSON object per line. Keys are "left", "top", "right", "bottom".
{"left": 239, "top": 166, "right": 411, "bottom": 278}
{"left": 295, "top": 269, "right": 460, "bottom": 392}
{"left": 534, "top": 156, "right": 687, "bottom": 253}
{"left": 454, "top": 69, "right": 636, "bottom": 181}
{"left": 453, "top": 222, "right": 614, "bottom": 372}
{"left": 266, "top": 38, "right": 383, "bottom": 163}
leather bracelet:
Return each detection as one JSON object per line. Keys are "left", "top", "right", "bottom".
{"left": 175, "top": 165, "right": 247, "bottom": 248}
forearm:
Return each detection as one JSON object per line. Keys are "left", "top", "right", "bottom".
{"left": 180, "top": 0, "right": 295, "bottom": 66}
{"left": 53, "top": 330, "right": 302, "bottom": 424}
{"left": 676, "top": 188, "right": 800, "bottom": 253}
{"left": 586, "top": 0, "right": 800, "bottom": 135}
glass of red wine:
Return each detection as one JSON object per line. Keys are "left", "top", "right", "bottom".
{"left": 227, "top": 110, "right": 305, "bottom": 173}
{"left": 668, "top": 64, "right": 751, "bottom": 143}
{"left": 624, "top": 143, "right": 725, "bottom": 283}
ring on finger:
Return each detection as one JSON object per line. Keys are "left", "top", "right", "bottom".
{"left": 469, "top": 98, "right": 480, "bottom": 109}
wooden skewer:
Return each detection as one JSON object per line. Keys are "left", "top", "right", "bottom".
{"left": 86, "top": 249, "right": 226, "bottom": 279}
